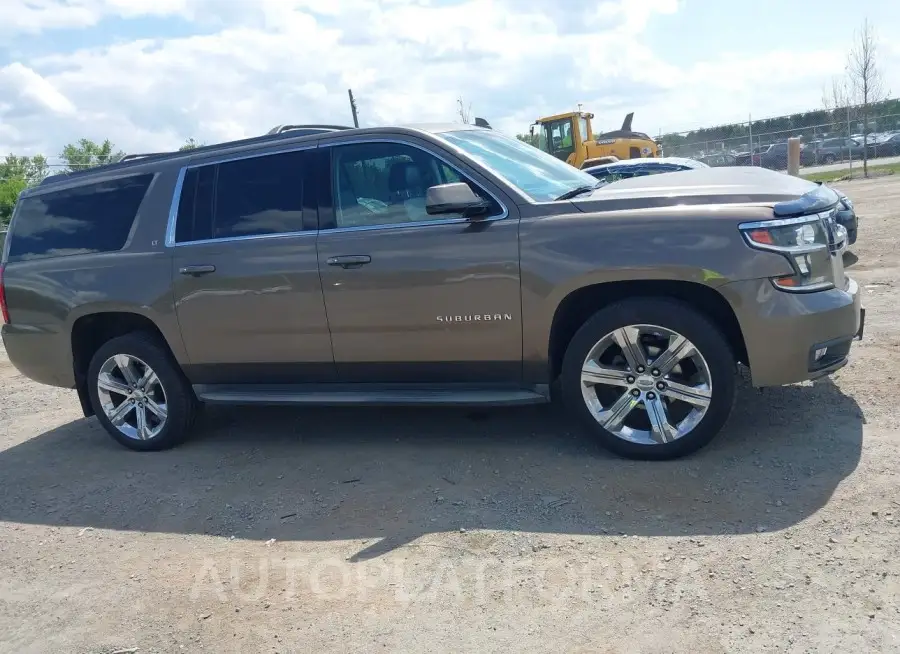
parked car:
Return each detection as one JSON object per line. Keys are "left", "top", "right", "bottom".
{"left": 801, "top": 138, "right": 866, "bottom": 166}
{"left": 733, "top": 149, "right": 762, "bottom": 166}
{"left": 869, "top": 132, "right": 900, "bottom": 157}
{"left": 758, "top": 142, "right": 794, "bottom": 170}
{"left": 582, "top": 157, "right": 707, "bottom": 182}
{"left": 697, "top": 153, "right": 738, "bottom": 167}
{"left": 0, "top": 123, "right": 864, "bottom": 460}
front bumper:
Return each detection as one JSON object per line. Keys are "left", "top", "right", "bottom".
{"left": 719, "top": 276, "right": 862, "bottom": 387}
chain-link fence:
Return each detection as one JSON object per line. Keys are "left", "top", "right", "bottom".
{"left": 658, "top": 99, "right": 900, "bottom": 172}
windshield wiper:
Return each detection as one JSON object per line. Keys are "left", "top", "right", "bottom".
{"left": 554, "top": 183, "right": 602, "bottom": 201}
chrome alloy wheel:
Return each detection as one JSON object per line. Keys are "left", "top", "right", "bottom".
{"left": 97, "top": 354, "right": 168, "bottom": 441}
{"left": 580, "top": 324, "right": 712, "bottom": 446}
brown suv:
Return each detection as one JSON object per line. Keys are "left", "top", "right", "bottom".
{"left": 0, "top": 124, "right": 864, "bottom": 459}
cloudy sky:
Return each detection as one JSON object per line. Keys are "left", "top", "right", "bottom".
{"left": 1, "top": 0, "right": 899, "bottom": 165}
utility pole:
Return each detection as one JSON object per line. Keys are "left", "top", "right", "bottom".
{"left": 847, "top": 105, "right": 853, "bottom": 174}
{"left": 348, "top": 89, "right": 359, "bottom": 128}
{"left": 748, "top": 113, "right": 753, "bottom": 165}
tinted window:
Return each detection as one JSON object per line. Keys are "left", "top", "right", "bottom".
{"left": 8, "top": 174, "right": 153, "bottom": 262}
{"left": 331, "top": 142, "right": 500, "bottom": 228}
{"left": 175, "top": 165, "right": 215, "bottom": 243}
{"left": 215, "top": 152, "right": 304, "bottom": 239}
{"left": 175, "top": 150, "right": 305, "bottom": 243}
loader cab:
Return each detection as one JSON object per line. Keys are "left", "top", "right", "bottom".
{"left": 530, "top": 110, "right": 660, "bottom": 168}
{"left": 530, "top": 112, "right": 593, "bottom": 166}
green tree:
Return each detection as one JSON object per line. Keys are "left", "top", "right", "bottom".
{"left": 178, "top": 137, "right": 204, "bottom": 151}
{"left": 0, "top": 154, "right": 49, "bottom": 227}
{"left": 0, "top": 179, "right": 26, "bottom": 228}
{"left": 60, "top": 139, "right": 125, "bottom": 173}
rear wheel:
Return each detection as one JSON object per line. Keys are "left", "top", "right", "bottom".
{"left": 87, "top": 333, "right": 196, "bottom": 451}
{"left": 823, "top": 154, "right": 836, "bottom": 164}
{"left": 560, "top": 299, "right": 736, "bottom": 460}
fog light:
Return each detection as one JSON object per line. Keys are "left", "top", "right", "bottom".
{"left": 814, "top": 347, "right": 828, "bottom": 361}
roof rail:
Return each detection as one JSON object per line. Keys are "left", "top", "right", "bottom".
{"left": 265, "top": 124, "right": 354, "bottom": 136}
{"left": 36, "top": 125, "right": 352, "bottom": 189}
{"left": 120, "top": 152, "right": 172, "bottom": 162}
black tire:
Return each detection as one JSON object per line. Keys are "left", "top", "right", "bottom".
{"left": 823, "top": 154, "right": 836, "bottom": 165}
{"left": 87, "top": 332, "right": 197, "bottom": 451}
{"left": 560, "top": 298, "right": 736, "bottom": 460}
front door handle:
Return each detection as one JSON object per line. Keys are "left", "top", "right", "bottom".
{"left": 326, "top": 255, "right": 371, "bottom": 269}
{"left": 179, "top": 264, "right": 216, "bottom": 276}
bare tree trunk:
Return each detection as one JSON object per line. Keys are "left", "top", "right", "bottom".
{"left": 847, "top": 18, "right": 889, "bottom": 178}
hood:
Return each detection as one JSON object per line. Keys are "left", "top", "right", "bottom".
{"left": 571, "top": 166, "right": 839, "bottom": 216}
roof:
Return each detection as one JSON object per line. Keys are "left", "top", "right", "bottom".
{"left": 535, "top": 111, "right": 594, "bottom": 123}
{"left": 31, "top": 123, "right": 484, "bottom": 193}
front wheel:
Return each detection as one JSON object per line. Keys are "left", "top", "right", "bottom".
{"left": 560, "top": 299, "right": 736, "bottom": 460}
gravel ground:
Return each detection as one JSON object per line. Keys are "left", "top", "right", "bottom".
{"left": 1, "top": 177, "right": 899, "bottom": 654}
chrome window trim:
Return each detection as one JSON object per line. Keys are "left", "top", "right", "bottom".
{"left": 324, "top": 215, "right": 505, "bottom": 236}
{"left": 184, "top": 143, "right": 317, "bottom": 169}
{"left": 174, "top": 230, "right": 316, "bottom": 248}
{"left": 164, "top": 144, "right": 317, "bottom": 248}
{"left": 164, "top": 167, "right": 187, "bottom": 247}
{"left": 319, "top": 137, "right": 510, "bottom": 233}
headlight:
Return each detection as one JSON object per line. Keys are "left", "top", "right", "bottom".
{"left": 740, "top": 214, "right": 834, "bottom": 292}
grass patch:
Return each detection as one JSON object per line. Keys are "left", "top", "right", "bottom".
{"left": 802, "top": 161, "right": 900, "bottom": 183}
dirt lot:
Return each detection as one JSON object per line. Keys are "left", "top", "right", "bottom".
{"left": 1, "top": 177, "right": 899, "bottom": 654}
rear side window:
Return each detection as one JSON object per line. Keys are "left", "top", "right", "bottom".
{"left": 174, "top": 150, "right": 305, "bottom": 244}
{"left": 7, "top": 174, "right": 153, "bottom": 262}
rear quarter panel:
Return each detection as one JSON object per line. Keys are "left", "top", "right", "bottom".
{"left": 1, "top": 166, "right": 185, "bottom": 388}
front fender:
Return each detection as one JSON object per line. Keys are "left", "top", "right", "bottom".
{"left": 518, "top": 204, "right": 793, "bottom": 380}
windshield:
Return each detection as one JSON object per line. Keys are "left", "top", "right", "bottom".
{"left": 439, "top": 129, "right": 598, "bottom": 202}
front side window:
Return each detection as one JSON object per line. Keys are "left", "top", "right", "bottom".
{"left": 8, "top": 174, "right": 153, "bottom": 262}
{"left": 541, "top": 118, "right": 575, "bottom": 162}
{"left": 331, "top": 142, "right": 499, "bottom": 228}
{"left": 439, "top": 128, "right": 598, "bottom": 203}
{"left": 174, "top": 149, "right": 305, "bottom": 243}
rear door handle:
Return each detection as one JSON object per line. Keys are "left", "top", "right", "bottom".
{"left": 179, "top": 264, "right": 216, "bottom": 276}
{"left": 326, "top": 255, "right": 371, "bottom": 269}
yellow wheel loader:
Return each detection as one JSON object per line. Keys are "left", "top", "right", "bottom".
{"left": 529, "top": 111, "right": 659, "bottom": 169}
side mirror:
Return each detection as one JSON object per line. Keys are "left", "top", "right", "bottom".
{"left": 425, "top": 183, "right": 490, "bottom": 218}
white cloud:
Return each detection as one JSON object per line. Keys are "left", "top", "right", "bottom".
{"left": 0, "top": 0, "right": 188, "bottom": 36}
{"left": 0, "top": 62, "right": 76, "bottom": 116}
{"left": 0, "top": 0, "right": 897, "bottom": 159}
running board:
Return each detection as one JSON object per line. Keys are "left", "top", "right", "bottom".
{"left": 193, "top": 384, "right": 550, "bottom": 407}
